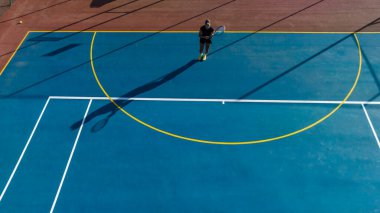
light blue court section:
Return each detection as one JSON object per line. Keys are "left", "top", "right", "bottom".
{"left": 364, "top": 104, "right": 380, "bottom": 146}
{"left": 351, "top": 34, "right": 380, "bottom": 102}
{"left": 52, "top": 101, "right": 380, "bottom": 212}
{"left": 92, "top": 32, "right": 360, "bottom": 101}
{"left": 0, "top": 99, "right": 89, "bottom": 212}
{"left": 0, "top": 32, "right": 365, "bottom": 100}
{"left": 110, "top": 100, "right": 338, "bottom": 141}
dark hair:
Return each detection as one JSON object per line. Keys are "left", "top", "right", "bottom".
{"left": 205, "top": 19, "right": 210, "bottom": 24}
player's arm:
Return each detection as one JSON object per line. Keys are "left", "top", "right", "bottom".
{"left": 211, "top": 29, "right": 215, "bottom": 37}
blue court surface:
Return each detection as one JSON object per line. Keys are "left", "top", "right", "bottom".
{"left": 0, "top": 31, "right": 380, "bottom": 212}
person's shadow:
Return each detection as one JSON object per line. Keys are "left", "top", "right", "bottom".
{"left": 71, "top": 59, "right": 198, "bottom": 132}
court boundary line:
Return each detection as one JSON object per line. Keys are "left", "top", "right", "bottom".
{"left": 0, "top": 30, "right": 380, "bottom": 76}
{"left": 0, "top": 31, "right": 30, "bottom": 76}
{"left": 49, "top": 96, "right": 380, "bottom": 105}
{"left": 0, "top": 30, "right": 373, "bottom": 76}
{"left": 361, "top": 104, "right": 380, "bottom": 149}
{"left": 0, "top": 97, "right": 51, "bottom": 202}
{"left": 27, "top": 30, "right": 380, "bottom": 34}
{"left": 50, "top": 99, "right": 93, "bottom": 213}
{"left": 0, "top": 29, "right": 377, "bottom": 76}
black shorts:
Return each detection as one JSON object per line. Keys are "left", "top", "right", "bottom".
{"left": 200, "top": 38, "right": 212, "bottom": 44}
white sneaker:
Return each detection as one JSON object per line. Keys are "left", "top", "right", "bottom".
{"left": 198, "top": 53, "right": 204, "bottom": 60}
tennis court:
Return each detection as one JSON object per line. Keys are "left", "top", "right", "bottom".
{"left": 0, "top": 31, "right": 380, "bottom": 212}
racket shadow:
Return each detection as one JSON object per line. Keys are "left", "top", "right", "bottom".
{"left": 70, "top": 59, "right": 198, "bottom": 132}
{"left": 91, "top": 113, "right": 112, "bottom": 133}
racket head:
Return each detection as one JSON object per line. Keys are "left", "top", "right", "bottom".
{"left": 214, "top": 25, "right": 226, "bottom": 35}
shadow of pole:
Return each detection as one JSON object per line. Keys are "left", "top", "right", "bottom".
{"left": 4, "top": 0, "right": 379, "bottom": 101}
{"left": 359, "top": 45, "right": 380, "bottom": 102}
{"left": 238, "top": 34, "right": 355, "bottom": 99}
{"left": 3, "top": 0, "right": 236, "bottom": 97}
{"left": 0, "top": 0, "right": 141, "bottom": 58}
{"left": 208, "top": 0, "right": 325, "bottom": 57}
{"left": 367, "top": 93, "right": 380, "bottom": 103}
{"left": 234, "top": 11, "right": 380, "bottom": 100}
{"left": 71, "top": 59, "right": 198, "bottom": 131}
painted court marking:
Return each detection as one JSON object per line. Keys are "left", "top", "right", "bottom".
{"left": 90, "top": 32, "right": 363, "bottom": 145}
{"left": 49, "top": 96, "right": 380, "bottom": 105}
{"left": 49, "top": 96, "right": 380, "bottom": 149}
{"left": 50, "top": 99, "right": 92, "bottom": 213}
{"left": 0, "top": 32, "right": 30, "bottom": 76}
{"left": 1, "top": 30, "right": 380, "bottom": 77}
{"left": 0, "top": 97, "right": 51, "bottom": 202}
{"left": 362, "top": 104, "right": 380, "bottom": 148}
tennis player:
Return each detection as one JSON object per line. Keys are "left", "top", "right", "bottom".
{"left": 198, "top": 19, "right": 215, "bottom": 61}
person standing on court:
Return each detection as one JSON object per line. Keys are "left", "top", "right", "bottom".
{"left": 198, "top": 19, "right": 215, "bottom": 61}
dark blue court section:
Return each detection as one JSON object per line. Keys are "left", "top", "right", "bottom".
{"left": 0, "top": 32, "right": 379, "bottom": 212}
{"left": 0, "top": 32, "right": 103, "bottom": 98}
{"left": 0, "top": 99, "right": 48, "bottom": 195}
{"left": 54, "top": 101, "right": 380, "bottom": 213}
{"left": 0, "top": 99, "right": 88, "bottom": 212}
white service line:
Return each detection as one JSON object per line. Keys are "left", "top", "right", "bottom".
{"left": 361, "top": 104, "right": 380, "bottom": 149}
{"left": 0, "top": 97, "right": 51, "bottom": 202}
{"left": 50, "top": 99, "right": 93, "bottom": 213}
{"left": 49, "top": 96, "right": 380, "bottom": 105}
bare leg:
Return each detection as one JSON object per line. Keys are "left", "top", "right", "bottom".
{"left": 205, "top": 43, "right": 211, "bottom": 54}
{"left": 199, "top": 43, "right": 204, "bottom": 54}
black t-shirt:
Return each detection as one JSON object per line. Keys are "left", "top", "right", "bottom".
{"left": 199, "top": 26, "right": 214, "bottom": 38}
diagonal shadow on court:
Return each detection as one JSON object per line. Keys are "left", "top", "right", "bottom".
{"left": 70, "top": 59, "right": 198, "bottom": 131}
{"left": 2, "top": 0, "right": 236, "bottom": 97}
{"left": 4, "top": 0, "right": 376, "bottom": 101}
{"left": 358, "top": 45, "right": 380, "bottom": 102}
{"left": 0, "top": 0, "right": 142, "bottom": 58}
{"left": 235, "top": 18, "right": 380, "bottom": 100}
{"left": 36, "top": 0, "right": 164, "bottom": 41}
{"left": 237, "top": 34, "right": 356, "bottom": 100}
{"left": 42, "top": 43, "right": 81, "bottom": 57}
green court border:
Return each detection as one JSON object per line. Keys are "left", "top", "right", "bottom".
{"left": 89, "top": 31, "right": 363, "bottom": 145}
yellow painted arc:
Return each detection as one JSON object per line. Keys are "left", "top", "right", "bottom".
{"left": 90, "top": 32, "right": 362, "bottom": 145}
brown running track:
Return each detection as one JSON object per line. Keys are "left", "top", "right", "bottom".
{"left": 1, "top": 0, "right": 380, "bottom": 72}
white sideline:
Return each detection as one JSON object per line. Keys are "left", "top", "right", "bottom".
{"left": 49, "top": 95, "right": 380, "bottom": 105}
{"left": 50, "top": 99, "right": 93, "bottom": 213}
{"left": 362, "top": 104, "right": 380, "bottom": 149}
{"left": 0, "top": 97, "right": 51, "bottom": 202}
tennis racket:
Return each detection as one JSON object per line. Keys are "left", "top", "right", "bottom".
{"left": 213, "top": 25, "right": 226, "bottom": 36}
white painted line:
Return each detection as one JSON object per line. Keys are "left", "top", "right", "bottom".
{"left": 50, "top": 99, "right": 93, "bottom": 213}
{"left": 362, "top": 104, "right": 380, "bottom": 149}
{"left": 0, "top": 97, "right": 51, "bottom": 202}
{"left": 49, "top": 96, "right": 380, "bottom": 105}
